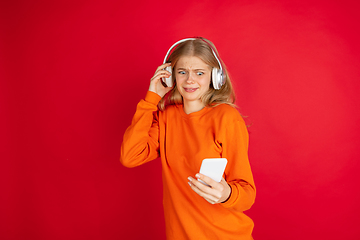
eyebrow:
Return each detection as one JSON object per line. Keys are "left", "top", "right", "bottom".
{"left": 176, "top": 68, "right": 207, "bottom": 71}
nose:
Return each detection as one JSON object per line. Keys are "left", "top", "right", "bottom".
{"left": 186, "top": 72, "right": 195, "bottom": 84}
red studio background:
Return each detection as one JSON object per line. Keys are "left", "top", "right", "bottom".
{"left": 1, "top": 0, "right": 359, "bottom": 239}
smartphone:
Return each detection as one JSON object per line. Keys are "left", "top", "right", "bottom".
{"left": 198, "top": 158, "right": 227, "bottom": 186}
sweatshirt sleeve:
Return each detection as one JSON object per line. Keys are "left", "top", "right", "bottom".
{"left": 220, "top": 118, "right": 256, "bottom": 212}
{"left": 120, "top": 91, "right": 162, "bottom": 168}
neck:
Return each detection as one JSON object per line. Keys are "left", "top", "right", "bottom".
{"left": 183, "top": 100, "right": 205, "bottom": 114}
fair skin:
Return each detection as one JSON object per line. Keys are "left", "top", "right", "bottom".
{"left": 149, "top": 56, "right": 231, "bottom": 204}
{"left": 174, "top": 55, "right": 211, "bottom": 114}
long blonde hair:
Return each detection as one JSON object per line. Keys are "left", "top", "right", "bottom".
{"left": 158, "top": 37, "right": 236, "bottom": 111}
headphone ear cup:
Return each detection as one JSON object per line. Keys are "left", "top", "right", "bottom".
{"left": 212, "top": 68, "right": 224, "bottom": 90}
{"left": 162, "top": 66, "right": 173, "bottom": 87}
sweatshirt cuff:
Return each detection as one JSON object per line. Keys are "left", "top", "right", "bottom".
{"left": 220, "top": 182, "right": 239, "bottom": 208}
{"left": 145, "top": 91, "right": 162, "bottom": 105}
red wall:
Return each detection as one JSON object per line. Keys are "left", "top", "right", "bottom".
{"left": 1, "top": 0, "right": 359, "bottom": 239}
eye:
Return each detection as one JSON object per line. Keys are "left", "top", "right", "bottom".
{"left": 178, "top": 71, "right": 186, "bottom": 75}
{"left": 197, "top": 72, "right": 204, "bottom": 76}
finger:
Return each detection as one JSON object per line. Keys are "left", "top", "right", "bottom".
{"left": 152, "top": 69, "right": 172, "bottom": 78}
{"left": 188, "top": 177, "right": 222, "bottom": 201}
{"left": 188, "top": 181, "right": 219, "bottom": 203}
{"left": 155, "top": 63, "right": 172, "bottom": 72}
{"left": 151, "top": 70, "right": 171, "bottom": 82}
{"left": 188, "top": 176, "right": 211, "bottom": 191}
{"left": 204, "top": 197, "right": 216, "bottom": 205}
{"left": 196, "top": 173, "right": 223, "bottom": 191}
{"left": 160, "top": 79, "right": 168, "bottom": 88}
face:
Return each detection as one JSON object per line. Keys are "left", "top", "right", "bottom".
{"left": 175, "top": 55, "right": 212, "bottom": 106}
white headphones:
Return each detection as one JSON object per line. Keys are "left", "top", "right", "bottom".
{"left": 162, "top": 38, "right": 225, "bottom": 90}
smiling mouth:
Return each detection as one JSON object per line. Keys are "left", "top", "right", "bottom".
{"left": 184, "top": 88, "right": 198, "bottom": 93}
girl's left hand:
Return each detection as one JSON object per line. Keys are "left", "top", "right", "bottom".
{"left": 187, "top": 174, "right": 231, "bottom": 204}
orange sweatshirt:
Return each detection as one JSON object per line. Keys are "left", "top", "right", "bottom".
{"left": 120, "top": 91, "right": 256, "bottom": 240}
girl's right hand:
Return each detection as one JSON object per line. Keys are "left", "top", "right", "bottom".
{"left": 149, "top": 63, "right": 173, "bottom": 98}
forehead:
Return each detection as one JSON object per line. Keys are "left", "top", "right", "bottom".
{"left": 175, "top": 56, "right": 211, "bottom": 69}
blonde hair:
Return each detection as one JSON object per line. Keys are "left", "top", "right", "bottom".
{"left": 158, "top": 37, "right": 236, "bottom": 111}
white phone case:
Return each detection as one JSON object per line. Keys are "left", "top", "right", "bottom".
{"left": 198, "top": 158, "right": 227, "bottom": 186}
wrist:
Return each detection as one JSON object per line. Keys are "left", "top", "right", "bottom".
{"left": 221, "top": 183, "right": 232, "bottom": 203}
{"left": 145, "top": 91, "right": 162, "bottom": 105}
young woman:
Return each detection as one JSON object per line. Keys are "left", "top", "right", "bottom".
{"left": 120, "top": 37, "right": 256, "bottom": 240}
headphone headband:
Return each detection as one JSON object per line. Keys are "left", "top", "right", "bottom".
{"left": 163, "top": 38, "right": 196, "bottom": 63}
{"left": 162, "top": 37, "right": 225, "bottom": 90}
{"left": 163, "top": 37, "right": 223, "bottom": 72}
